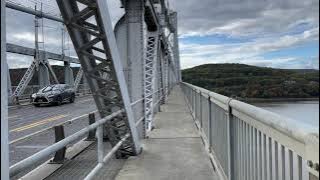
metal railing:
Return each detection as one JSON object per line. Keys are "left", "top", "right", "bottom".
{"left": 9, "top": 110, "right": 125, "bottom": 177}
{"left": 9, "top": 110, "right": 98, "bottom": 145}
{"left": 9, "top": 91, "right": 166, "bottom": 179}
{"left": 181, "top": 82, "right": 319, "bottom": 180}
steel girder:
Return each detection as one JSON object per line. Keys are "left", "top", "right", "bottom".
{"left": 11, "top": 53, "right": 59, "bottom": 98}
{"left": 1, "top": 0, "right": 10, "bottom": 179}
{"left": 159, "top": 47, "right": 166, "bottom": 104}
{"left": 56, "top": 0, "right": 141, "bottom": 156}
{"left": 144, "top": 32, "right": 159, "bottom": 132}
{"left": 12, "top": 15, "right": 60, "bottom": 98}
{"left": 74, "top": 67, "right": 83, "bottom": 91}
{"left": 6, "top": 43, "right": 79, "bottom": 63}
{"left": 11, "top": 60, "right": 37, "bottom": 98}
{"left": 7, "top": 63, "right": 12, "bottom": 98}
{"left": 164, "top": 52, "right": 169, "bottom": 99}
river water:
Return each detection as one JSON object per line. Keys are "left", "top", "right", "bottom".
{"left": 253, "top": 101, "right": 319, "bottom": 130}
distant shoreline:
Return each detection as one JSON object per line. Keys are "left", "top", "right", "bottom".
{"left": 237, "top": 97, "right": 319, "bottom": 103}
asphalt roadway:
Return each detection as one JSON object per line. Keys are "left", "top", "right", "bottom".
{"left": 8, "top": 95, "right": 98, "bottom": 166}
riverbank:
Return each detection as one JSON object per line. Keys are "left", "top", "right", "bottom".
{"left": 238, "top": 97, "right": 319, "bottom": 103}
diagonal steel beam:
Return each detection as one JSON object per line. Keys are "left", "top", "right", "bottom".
{"left": 56, "top": 0, "right": 141, "bottom": 156}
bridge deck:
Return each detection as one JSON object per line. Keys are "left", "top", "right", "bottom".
{"left": 115, "top": 86, "right": 218, "bottom": 180}
{"left": 44, "top": 86, "right": 218, "bottom": 180}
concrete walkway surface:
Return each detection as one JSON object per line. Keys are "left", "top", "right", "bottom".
{"left": 37, "top": 86, "right": 218, "bottom": 180}
{"left": 115, "top": 86, "right": 218, "bottom": 180}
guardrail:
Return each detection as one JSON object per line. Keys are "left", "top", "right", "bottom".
{"left": 181, "top": 82, "right": 319, "bottom": 180}
{"left": 9, "top": 110, "right": 98, "bottom": 145}
{"left": 9, "top": 90, "right": 166, "bottom": 178}
{"left": 9, "top": 110, "right": 125, "bottom": 177}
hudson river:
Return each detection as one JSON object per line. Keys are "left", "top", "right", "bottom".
{"left": 253, "top": 101, "right": 319, "bottom": 130}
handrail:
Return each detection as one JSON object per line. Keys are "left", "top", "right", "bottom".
{"left": 9, "top": 96, "right": 155, "bottom": 145}
{"left": 9, "top": 110, "right": 98, "bottom": 145}
{"left": 9, "top": 83, "right": 162, "bottom": 177}
{"left": 229, "top": 99, "right": 318, "bottom": 144}
{"left": 9, "top": 97, "right": 150, "bottom": 178}
{"left": 10, "top": 110, "right": 125, "bottom": 177}
{"left": 181, "top": 82, "right": 319, "bottom": 179}
{"left": 182, "top": 82, "right": 319, "bottom": 144}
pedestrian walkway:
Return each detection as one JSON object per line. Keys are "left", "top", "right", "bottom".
{"left": 115, "top": 86, "right": 218, "bottom": 180}
{"left": 43, "top": 86, "right": 218, "bottom": 180}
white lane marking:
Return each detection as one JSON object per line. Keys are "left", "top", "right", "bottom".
{"left": 10, "top": 114, "right": 68, "bottom": 132}
{"left": 9, "top": 115, "right": 19, "bottom": 119}
{"left": 10, "top": 110, "right": 98, "bottom": 143}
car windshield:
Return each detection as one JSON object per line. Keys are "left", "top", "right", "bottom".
{"left": 41, "top": 85, "right": 63, "bottom": 93}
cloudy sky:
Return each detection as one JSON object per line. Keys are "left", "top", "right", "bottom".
{"left": 5, "top": 0, "right": 319, "bottom": 69}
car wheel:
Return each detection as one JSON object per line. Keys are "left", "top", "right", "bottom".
{"left": 69, "top": 94, "right": 75, "bottom": 103}
{"left": 56, "top": 96, "right": 63, "bottom": 106}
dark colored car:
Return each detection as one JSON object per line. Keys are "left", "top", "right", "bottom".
{"left": 30, "top": 84, "right": 76, "bottom": 107}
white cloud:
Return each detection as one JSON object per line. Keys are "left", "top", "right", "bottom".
{"left": 5, "top": 0, "right": 319, "bottom": 70}
{"left": 171, "top": 0, "right": 319, "bottom": 37}
{"left": 180, "top": 28, "right": 319, "bottom": 69}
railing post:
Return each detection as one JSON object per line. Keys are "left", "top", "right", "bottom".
{"left": 227, "top": 98, "right": 234, "bottom": 180}
{"left": 15, "top": 96, "right": 20, "bottom": 105}
{"left": 50, "top": 125, "right": 66, "bottom": 164}
{"left": 199, "top": 92, "right": 203, "bottom": 128}
{"left": 194, "top": 89, "right": 198, "bottom": 120}
{"left": 208, "top": 96, "right": 212, "bottom": 153}
{"left": 96, "top": 125, "right": 103, "bottom": 163}
{"left": 86, "top": 113, "right": 96, "bottom": 141}
{"left": 191, "top": 89, "right": 194, "bottom": 112}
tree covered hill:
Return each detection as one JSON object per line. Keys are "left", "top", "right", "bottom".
{"left": 182, "top": 64, "right": 319, "bottom": 99}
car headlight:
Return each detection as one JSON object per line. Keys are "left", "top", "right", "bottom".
{"left": 31, "top": 93, "right": 36, "bottom": 98}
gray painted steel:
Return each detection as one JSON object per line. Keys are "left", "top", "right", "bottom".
{"left": 6, "top": 2, "right": 63, "bottom": 23}
{"left": 124, "top": 0, "right": 146, "bottom": 138}
{"left": 38, "top": 63, "right": 50, "bottom": 88}
{"left": 56, "top": 0, "right": 141, "bottom": 157}
{"left": 73, "top": 68, "right": 83, "bottom": 90}
{"left": 1, "top": 1, "right": 10, "bottom": 179}
{"left": 3, "top": 0, "right": 182, "bottom": 178}
{"left": 6, "top": 62, "right": 13, "bottom": 103}
{"left": 7, "top": 43, "right": 79, "bottom": 63}
{"left": 144, "top": 32, "right": 159, "bottom": 132}
{"left": 181, "top": 82, "right": 319, "bottom": 180}
{"left": 64, "top": 61, "right": 74, "bottom": 85}
{"left": 9, "top": 110, "right": 124, "bottom": 176}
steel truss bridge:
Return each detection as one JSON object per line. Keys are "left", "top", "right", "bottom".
{"left": 1, "top": 0, "right": 319, "bottom": 180}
